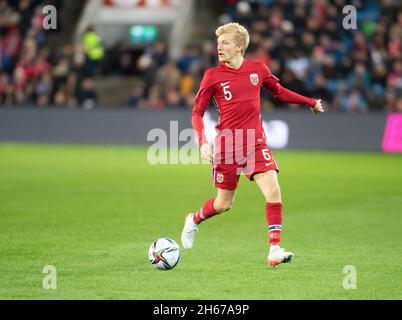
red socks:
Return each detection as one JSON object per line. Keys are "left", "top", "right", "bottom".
{"left": 193, "top": 198, "right": 217, "bottom": 225}
{"left": 192, "top": 200, "right": 283, "bottom": 246}
{"left": 266, "top": 202, "right": 282, "bottom": 246}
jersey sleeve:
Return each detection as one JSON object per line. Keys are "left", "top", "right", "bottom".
{"left": 260, "top": 61, "right": 316, "bottom": 107}
{"left": 192, "top": 70, "right": 215, "bottom": 147}
{"left": 260, "top": 61, "right": 280, "bottom": 92}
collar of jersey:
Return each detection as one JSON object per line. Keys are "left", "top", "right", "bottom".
{"left": 220, "top": 58, "right": 247, "bottom": 72}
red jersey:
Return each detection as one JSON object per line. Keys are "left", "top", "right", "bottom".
{"left": 192, "top": 59, "right": 316, "bottom": 147}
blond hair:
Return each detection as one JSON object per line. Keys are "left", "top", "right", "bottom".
{"left": 215, "top": 22, "right": 250, "bottom": 56}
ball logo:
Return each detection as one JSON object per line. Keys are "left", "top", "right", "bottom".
{"left": 250, "top": 74, "right": 259, "bottom": 86}
{"left": 217, "top": 174, "right": 224, "bottom": 183}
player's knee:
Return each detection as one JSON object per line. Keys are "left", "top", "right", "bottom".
{"left": 265, "top": 185, "right": 281, "bottom": 202}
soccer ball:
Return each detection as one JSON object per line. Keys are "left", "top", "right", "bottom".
{"left": 148, "top": 238, "right": 181, "bottom": 270}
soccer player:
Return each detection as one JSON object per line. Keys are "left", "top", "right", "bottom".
{"left": 181, "top": 23, "right": 324, "bottom": 266}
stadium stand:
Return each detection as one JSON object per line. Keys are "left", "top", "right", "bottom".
{"left": 0, "top": 0, "right": 401, "bottom": 112}
{"left": 0, "top": 0, "right": 97, "bottom": 109}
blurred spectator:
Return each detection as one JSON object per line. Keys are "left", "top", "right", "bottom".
{"left": 0, "top": 71, "right": 11, "bottom": 104}
{"left": 366, "top": 89, "right": 385, "bottom": 112}
{"left": 180, "top": 66, "right": 198, "bottom": 100}
{"left": 154, "top": 60, "right": 181, "bottom": 100}
{"left": 346, "top": 63, "right": 371, "bottom": 94}
{"left": 137, "top": 52, "right": 158, "bottom": 98}
{"left": 394, "top": 98, "right": 402, "bottom": 113}
{"left": 177, "top": 45, "right": 200, "bottom": 74}
{"left": 82, "top": 26, "right": 104, "bottom": 76}
{"left": 165, "top": 88, "right": 181, "bottom": 108}
{"left": 151, "top": 41, "right": 168, "bottom": 67}
{"left": 145, "top": 85, "right": 164, "bottom": 111}
{"left": 52, "top": 57, "right": 70, "bottom": 96}
{"left": 35, "top": 71, "right": 52, "bottom": 106}
{"left": 385, "top": 89, "right": 400, "bottom": 113}
{"left": 128, "top": 81, "right": 146, "bottom": 108}
{"left": 310, "top": 74, "right": 333, "bottom": 104}
{"left": 200, "top": 40, "right": 217, "bottom": 71}
{"left": 13, "top": 67, "right": 27, "bottom": 104}
{"left": 183, "top": 92, "right": 196, "bottom": 109}
{"left": 387, "top": 60, "right": 402, "bottom": 92}
{"left": 351, "top": 33, "right": 370, "bottom": 65}
{"left": 341, "top": 89, "right": 368, "bottom": 113}
{"left": 18, "top": 0, "right": 35, "bottom": 36}
{"left": 54, "top": 86, "right": 68, "bottom": 107}
{"left": 1, "top": 26, "right": 22, "bottom": 72}
{"left": 77, "top": 77, "right": 97, "bottom": 110}
{"left": 0, "top": 0, "right": 20, "bottom": 29}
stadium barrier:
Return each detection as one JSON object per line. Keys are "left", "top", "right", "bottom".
{"left": 0, "top": 108, "right": 389, "bottom": 151}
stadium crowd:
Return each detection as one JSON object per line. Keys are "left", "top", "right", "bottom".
{"left": 0, "top": 0, "right": 401, "bottom": 113}
{"left": 128, "top": 0, "right": 402, "bottom": 113}
{"left": 0, "top": 0, "right": 99, "bottom": 109}
{"left": 223, "top": 0, "right": 402, "bottom": 113}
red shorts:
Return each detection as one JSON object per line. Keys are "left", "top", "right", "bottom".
{"left": 212, "top": 143, "right": 279, "bottom": 190}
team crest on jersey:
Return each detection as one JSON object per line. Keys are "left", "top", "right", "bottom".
{"left": 217, "top": 174, "right": 224, "bottom": 183}
{"left": 250, "top": 73, "right": 259, "bottom": 86}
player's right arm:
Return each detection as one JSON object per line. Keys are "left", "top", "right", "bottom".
{"left": 192, "top": 70, "right": 215, "bottom": 161}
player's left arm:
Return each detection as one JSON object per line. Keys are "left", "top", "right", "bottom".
{"left": 260, "top": 61, "right": 324, "bottom": 114}
{"left": 268, "top": 82, "right": 324, "bottom": 114}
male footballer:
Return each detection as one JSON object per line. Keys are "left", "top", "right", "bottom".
{"left": 181, "top": 23, "right": 324, "bottom": 266}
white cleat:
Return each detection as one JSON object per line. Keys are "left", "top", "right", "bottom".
{"left": 267, "top": 246, "right": 294, "bottom": 267}
{"left": 181, "top": 214, "right": 199, "bottom": 249}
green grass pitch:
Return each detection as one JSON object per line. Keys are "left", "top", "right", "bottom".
{"left": 0, "top": 143, "right": 401, "bottom": 300}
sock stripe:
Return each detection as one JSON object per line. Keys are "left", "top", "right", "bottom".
{"left": 199, "top": 208, "right": 205, "bottom": 220}
{"left": 193, "top": 198, "right": 216, "bottom": 225}
{"left": 268, "top": 225, "right": 282, "bottom": 231}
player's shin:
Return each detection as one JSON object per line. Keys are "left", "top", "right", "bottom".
{"left": 193, "top": 198, "right": 218, "bottom": 224}
{"left": 266, "top": 202, "right": 282, "bottom": 247}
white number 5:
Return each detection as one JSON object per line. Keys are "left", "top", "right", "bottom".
{"left": 223, "top": 85, "right": 232, "bottom": 101}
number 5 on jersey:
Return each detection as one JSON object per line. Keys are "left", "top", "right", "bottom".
{"left": 221, "top": 83, "right": 232, "bottom": 101}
